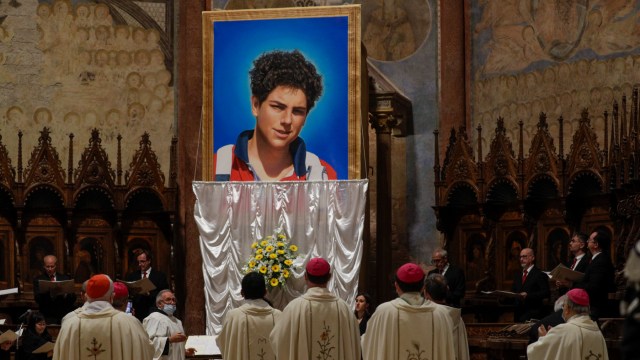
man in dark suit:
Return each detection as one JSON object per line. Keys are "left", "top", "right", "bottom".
{"left": 33, "top": 255, "right": 77, "bottom": 324}
{"left": 556, "top": 232, "right": 591, "bottom": 295}
{"left": 427, "top": 248, "right": 466, "bottom": 307}
{"left": 574, "top": 230, "right": 616, "bottom": 320}
{"left": 511, "top": 248, "right": 550, "bottom": 322}
{"left": 125, "top": 250, "right": 169, "bottom": 322}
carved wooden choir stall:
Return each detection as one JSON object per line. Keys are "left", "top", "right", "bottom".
{"left": 0, "top": 127, "right": 177, "bottom": 321}
{"left": 433, "top": 89, "right": 640, "bottom": 358}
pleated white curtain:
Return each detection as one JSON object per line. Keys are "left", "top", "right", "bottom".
{"left": 193, "top": 180, "right": 368, "bottom": 334}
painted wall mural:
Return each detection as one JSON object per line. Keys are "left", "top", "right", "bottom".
{"left": 0, "top": 0, "right": 174, "bottom": 176}
{"left": 472, "top": 0, "right": 640, "bottom": 154}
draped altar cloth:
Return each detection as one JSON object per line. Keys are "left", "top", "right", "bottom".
{"left": 193, "top": 180, "right": 368, "bottom": 334}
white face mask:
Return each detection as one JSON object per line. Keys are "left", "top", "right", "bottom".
{"left": 162, "top": 304, "right": 176, "bottom": 315}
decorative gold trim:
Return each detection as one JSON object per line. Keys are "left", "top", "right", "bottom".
{"left": 201, "top": 5, "right": 362, "bottom": 180}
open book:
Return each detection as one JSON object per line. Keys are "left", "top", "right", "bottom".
{"left": 185, "top": 335, "right": 221, "bottom": 356}
{"left": 33, "top": 341, "right": 55, "bottom": 354}
{"left": 116, "top": 278, "right": 156, "bottom": 295}
{"left": 0, "top": 330, "right": 18, "bottom": 343}
{"left": 549, "top": 264, "right": 584, "bottom": 283}
{"left": 38, "top": 280, "right": 75, "bottom": 295}
{"left": 481, "top": 290, "right": 521, "bottom": 298}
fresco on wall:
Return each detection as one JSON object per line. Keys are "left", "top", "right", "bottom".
{"left": 472, "top": 1, "right": 640, "bottom": 156}
{"left": 0, "top": 0, "right": 174, "bottom": 177}
{"left": 361, "top": 0, "right": 430, "bottom": 61}
{"left": 224, "top": 0, "right": 430, "bottom": 62}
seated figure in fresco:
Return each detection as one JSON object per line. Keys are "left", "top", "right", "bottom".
{"left": 214, "top": 50, "right": 337, "bottom": 181}
{"left": 506, "top": 239, "right": 523, "bottom": 276}
{"left": 73, "top": 249, "right": 93, "bottom": 284}
{"left": 466, "top": 242, "right": 485, "bottom": 284}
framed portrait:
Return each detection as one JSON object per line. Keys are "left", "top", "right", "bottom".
{"left": 201, "top": 5, "right": 362, "bottom": 181}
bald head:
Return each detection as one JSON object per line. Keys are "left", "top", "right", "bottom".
{"left": 519, "top": 248, "right": 535, "bottom": 269}
{"left": 43, "top": 255, "right": 57, "bottom": 277}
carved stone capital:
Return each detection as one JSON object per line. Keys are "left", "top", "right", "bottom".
{"left": 369, "top": 113, "right": 400, "bottom": 134}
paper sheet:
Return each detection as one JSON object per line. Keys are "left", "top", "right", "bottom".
{"left": 481, "top": 290, "right": 521, "bottom": 298}
{"left": 0, "top": 330, "right": 17, "bottom": 343}
{"left": 549, "top": 264, "right": 584, "bottom": 282}
{"left": 0, "top": 288, "right": 18, "bottom": 296}
{"left": 185, "top": 335, "right": 221, "bottom": 356}
{"left": 33, "top": 341, "right": 55, "bottom": 354}
{"left": 116, "top": 278, "right": 156, "bottom": 295}
{"left": 38, "top": 280, "right": 75, "bottom": 295}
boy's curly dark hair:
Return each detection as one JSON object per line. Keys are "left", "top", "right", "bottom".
{"left": 249, "top": 50, "right": 323, "bottom": 112}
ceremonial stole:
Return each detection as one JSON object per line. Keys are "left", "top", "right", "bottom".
{"left": 79, "top": 315, "right": 113, "bottom": 359}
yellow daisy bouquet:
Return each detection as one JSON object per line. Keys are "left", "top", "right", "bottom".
{"left": 242, "top": 229, "right": 299, "bottom": 288}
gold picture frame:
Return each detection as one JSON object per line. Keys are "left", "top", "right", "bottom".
{"left": 201, "top": 5, "right": 362, "bottom": 180}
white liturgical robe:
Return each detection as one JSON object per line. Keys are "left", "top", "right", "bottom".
{"left": 270, "top": 287, "right": 361, "bottom": 360}
{"left": 143, "top": 311, "right": 187, "bottom": 360}
{"left": 438, "top": 303, "right": 470, "bottom": 360}
{"left": 53, "top": 301, "right": 154, "bottom": 360}
{"left": 362, "top": 293, "right": 455, "bottom": 360}
{"left": 527, "top": 314, "right": 609, "bottom": 360}
{"left": 217, "top": 299, "right": 281, "bottom": 360}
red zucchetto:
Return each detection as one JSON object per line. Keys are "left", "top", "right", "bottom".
{"left": 306, "top": 257, "right": 330, "bottom": 276}
{"left": 86, "top": 274, "right": 111, "bottom": 299}
{"left": 567, "top": 288, "right": 590, "bottom": 306}
{"left": 396, "top": 263, "right": 425, "bottom": 283}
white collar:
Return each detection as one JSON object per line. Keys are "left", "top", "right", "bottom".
{"left": 84, "top": 300, "right": 113, "bottom": 314}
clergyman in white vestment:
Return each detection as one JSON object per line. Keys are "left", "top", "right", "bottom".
{"left": 424, "top": 273, "right": 470, "bottom": 360}
{"left": 362, "top": 263, "right": 455, "bottom": 360}
{"left": 217, "top": 272, "right": 281, "bottom": 359}
{"left": 143, "top": 289, "right": 195, "bottom": 360}
{"left": 270, "top": 257, "right": 361, "bottom": 360}
{"left": 527, "top": 288, "right": 609, "bottom": 360}
{"left": 53, "top": 274, "right": 155, "bottom": 360}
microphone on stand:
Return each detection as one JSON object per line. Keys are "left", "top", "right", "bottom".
{"left": 15, "top": 309, "right": 31, "bottom": 350}
{"left": 17, "top": 309, "right": 31, "bottom": 324}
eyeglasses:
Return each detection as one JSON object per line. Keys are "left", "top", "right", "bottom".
{"left": 431, "top": 258, "right": 444, "bottom": 264}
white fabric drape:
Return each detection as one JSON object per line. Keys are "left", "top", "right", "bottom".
{"left": 193, "top": 180, "right": 368, "bottom": 334}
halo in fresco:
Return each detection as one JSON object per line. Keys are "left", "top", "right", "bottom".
{"left": 360, "top": 0, "right": 431, "bottom": 62}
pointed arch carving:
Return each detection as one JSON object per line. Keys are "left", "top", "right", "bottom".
{"left": 431, "top": 86, "right": 640, "bottom": 322}
{"left": 0, "top": 127, "right": 177, "bottom": 307}
{"left": 23, "top": 127, "right": 66, "bottom": 192}
{"left": 74, "top": 129, "right": 117, "bottom": 190}
{"left": 484, "top": 118, "right": 518, "bottom": 187}
{"left": 0, "top": 132, "right": 15, "bottom": 190}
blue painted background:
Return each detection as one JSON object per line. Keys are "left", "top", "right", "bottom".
{"left": 212, "top": 16, "right": 349, "bottom": 179}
